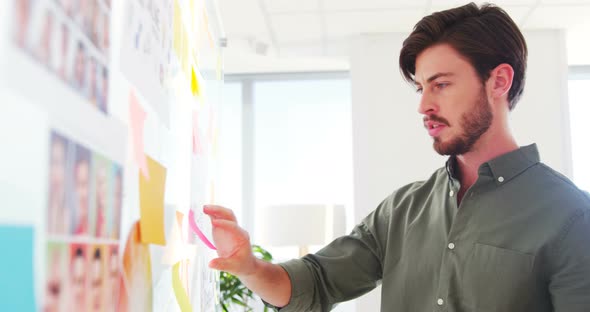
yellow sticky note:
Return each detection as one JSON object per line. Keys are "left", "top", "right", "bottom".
{"left": 139, "top": 156, "right": 167, "bottom": 245}
{"left": 173, "top": 0, "right": 182, "bottom": 56}
{"left": 191, "top": 67, "right": 200, "bottom": 96}
{"left": 216, "top": 54, "right": 223, "bottom": 81}
{"left": 172, "top": 261, "right": 192, "bottom": 312}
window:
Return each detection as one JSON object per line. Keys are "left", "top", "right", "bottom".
{"left": 222, "top": 73, "right": 353, "bottom": 262}
{"left": 568, "top": 66, "right": 590, "bottom": 192}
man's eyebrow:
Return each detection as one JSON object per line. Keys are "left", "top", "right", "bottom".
{"left": 415, "top": 72, "right": 454, "bottom": 86}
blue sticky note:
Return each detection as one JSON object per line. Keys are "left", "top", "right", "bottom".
{"left": 0, "top": 225, "right": 36, "bottom": 311}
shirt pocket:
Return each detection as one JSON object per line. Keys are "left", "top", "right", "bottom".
{"left": 463, "top": 243, "right": 535, "bottom": 311}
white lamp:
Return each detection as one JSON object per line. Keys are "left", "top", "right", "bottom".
{"left": 256, "top": 204, "right": 346, "bottom": 257}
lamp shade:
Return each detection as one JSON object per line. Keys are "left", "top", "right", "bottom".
{"left": 255, "top": 204, "right": 346, "bottom": 247}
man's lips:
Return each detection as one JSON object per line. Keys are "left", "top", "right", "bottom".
{"left": 424, "top": 120, "right": 448, "bottom": 137}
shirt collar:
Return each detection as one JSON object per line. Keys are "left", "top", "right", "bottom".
{"left": 445, "top": 144, "right": 540, "bottom": 186}
{"left": 482, "top": 143, "right": 540, "bottom": 185}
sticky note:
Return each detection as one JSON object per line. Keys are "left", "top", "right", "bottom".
{"left": 216, "top": 54, "right": 223, "bottom": 81}
{"left": 139, "top": 156, "right": 167, "bottom": 245}
{"left": 191, "top": 67, "right": 200, "bottom": 96}
{"left": 161, "top": 211, "right": 188, "bottom": 265}
{"left": 172, "top": 261, "right": 192, "bottom": 312}
{"left": 129, "top": 91, "right": 149, "bottom": 179}
{"left": 0, "top": 225, "right": 36, "bottom": 311}
{"left": 192, "top": 111, "right": 203, "bottom": 155}
{"left": 188, "top": 209, "right": 216, "bottom": 250}
{"left": 173, "top": 0, "right": 182, "bottom": 56}
{"left": 202, "top": 11, "right": 215, "bottom": 49}
{"left": 121, "top": 221, "right": 153, "bottom": 312}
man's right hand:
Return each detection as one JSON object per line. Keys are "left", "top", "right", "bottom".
{"left": 203, "top": 205, "right": 292, "bottom": 308}
{"left": 204, "top": 205, "right": 258, "bottom": 277}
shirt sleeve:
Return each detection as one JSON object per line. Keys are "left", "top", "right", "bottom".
{"left": 263, "top": 204, "right": 389, "bottom": 312}
{"left": 548, "top": 208, "right": 590, "bottom": 311}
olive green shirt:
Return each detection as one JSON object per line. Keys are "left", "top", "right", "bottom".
{"left": 274, "top": 144, "right": 590, "bottom": 311}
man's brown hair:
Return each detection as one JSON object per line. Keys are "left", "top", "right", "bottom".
{"left": 399, "top": 2, "right": 527, "bottom": 110}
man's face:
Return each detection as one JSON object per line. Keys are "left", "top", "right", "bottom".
{"left": 414, "top": 44, "right": 493, "bottom": 156}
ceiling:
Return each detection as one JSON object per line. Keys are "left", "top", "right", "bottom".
{"left": 217, "top": 0, "right": 590, "bottom": 73}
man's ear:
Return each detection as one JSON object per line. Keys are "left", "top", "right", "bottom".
{"left": 489, "top": 63, "right": 514, "bottom": 100}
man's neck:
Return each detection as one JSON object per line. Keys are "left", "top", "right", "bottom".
{"left": 455, "top": 129, "right": 518, "bottom": 204}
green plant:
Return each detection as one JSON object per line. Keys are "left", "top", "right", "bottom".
{"left": 219, "top": 245, "right": 274, "bottom": 312}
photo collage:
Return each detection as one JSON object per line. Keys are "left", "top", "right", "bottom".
{"left": 45, "top": 130, "right": 124, "bottom": 312}
{"left": 12, "top": 0, "right": 112, "bottom": 114}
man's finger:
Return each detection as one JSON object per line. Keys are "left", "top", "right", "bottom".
{"left": 203, "top": 205, "right": 237, "bottom": 222}
{"left": 209, "top": 257, "right": 236, "bottom": 272}
{"left": 211, "top": 219, "right": 243, "bottom": 234}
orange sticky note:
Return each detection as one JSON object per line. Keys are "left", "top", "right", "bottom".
{"left": 191, "top": 67, "right": 200, "bottom": 96}
{"left": 129, "top": 91, "right": 149, "bottom": 179}
{"left": 139, "top": 156, "right": 167, "bottom": 245}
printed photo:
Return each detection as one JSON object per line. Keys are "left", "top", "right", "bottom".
{"left": 44, "top": 242, "right": 66, "bottom": 312}
{"left": 88, "top": 244, "right": 104, "bottom": 312}
{"left": 70, "top": 143, "right": 91, "bottom": 236}
{"left": 47, "top": 131, "right": 70, "bottom": 235}
{"left": 12, "top": 0, "right": 112, "bottom": 115}
{"left": 69, "top": 244, "right": 88, "bottom": 309}
{"left": 104, "top": 244, "right": 122, "bottom": 311}
{"left": 110, "top": 165, "right": 123, "bottom": 239}
{"left": 92, "top": 153, "right": 110, "bottom": 237}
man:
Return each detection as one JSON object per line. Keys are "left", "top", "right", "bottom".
{"left": 205, "top": 3, "right": 590, "bottom": 312}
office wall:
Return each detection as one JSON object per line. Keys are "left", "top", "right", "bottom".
{"left": 349, "top": 30, "right": 570, "bottom": 312}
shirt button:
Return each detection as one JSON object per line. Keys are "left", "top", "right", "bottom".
{"left": 448, "top": 243, "right": 455, "bottom": 250}
{"left": 498, "top": 176, "right": 505, "bottom": 182}
{"left": 449, "top": 190, "right": 454, "bottom": 197}
{"left": 437, "top": 298, "right": 444, "bottom": 306}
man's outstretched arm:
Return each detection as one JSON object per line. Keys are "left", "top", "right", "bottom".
{"left": 204, "top": 205, "right": 292, "bottom": 308}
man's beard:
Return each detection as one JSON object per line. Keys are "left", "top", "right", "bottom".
{"left": 433, "top": 89, "right": 493, "bottom": 156}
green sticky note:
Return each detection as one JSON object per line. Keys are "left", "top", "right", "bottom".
{"left": 0, "top": 225, "right": 36, "bottom": 311}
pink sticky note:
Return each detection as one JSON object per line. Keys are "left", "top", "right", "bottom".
{"left": 192, "top": 111, "right": 203, "bottom": 156}
{"left": 129, "top": 91, "right": 149, "bottom": 179}
{"left": 188, "top": 209, "right": 216, "bottom": 250}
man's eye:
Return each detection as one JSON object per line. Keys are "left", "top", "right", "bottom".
{"left": 415, "top": 88, "right": 423, "bottom": 94}
{"left": 436, "top": 83, "right": 449, "bottom": 90}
